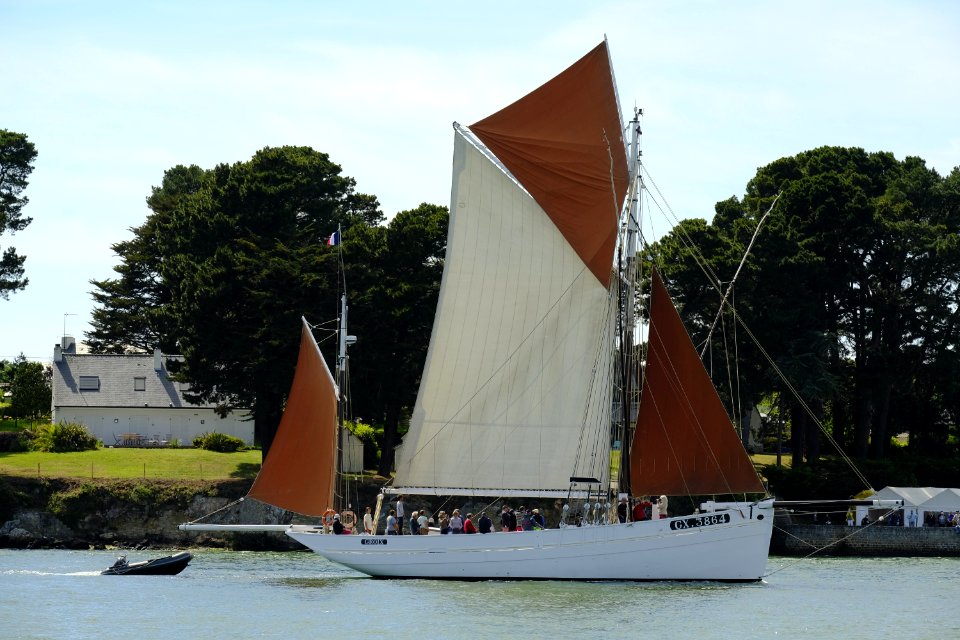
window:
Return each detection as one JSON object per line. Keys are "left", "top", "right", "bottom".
{"left": 78, "top": 376, "right": 100, "bottom": 391}
{"left": 134, "top": 377, "right": 146, "bottom": 391}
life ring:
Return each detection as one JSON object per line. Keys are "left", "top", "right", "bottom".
{"left": 340, "top": 510, "right": 356, "bottom": 529}
{"left": 322, "top": 509, "right": 336, "bottom": 526}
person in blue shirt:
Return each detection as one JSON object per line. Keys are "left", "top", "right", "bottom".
{"left": 386, "top": 509, "right": 398, "bottom": 535}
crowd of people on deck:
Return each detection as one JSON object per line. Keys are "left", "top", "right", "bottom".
{"left": 374, "top": 499, "right": 549, "bottom": 535}
{"left": 325, "top": 493, "right": 674, "bottom": 535}
{"left": 324, "top": 495, "right": 960, "bottom": 535}
{"left": 615, "top": 496, "right": 669, "bottom": 523}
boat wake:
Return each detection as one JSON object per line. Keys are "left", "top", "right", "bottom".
{"left": 2, "top": 569, "right": 101, "bottom": 577}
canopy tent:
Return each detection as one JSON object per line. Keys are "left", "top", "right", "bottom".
{"left": 855, "top": 487, "right": 960, "bottom": 527}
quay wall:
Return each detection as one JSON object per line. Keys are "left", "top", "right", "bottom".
{"left": 771, "top": 524, "right": 960, "bottom": 557}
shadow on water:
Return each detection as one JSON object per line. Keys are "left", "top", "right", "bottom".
{"left": 268, "top": 576, "right": 355, "bottom": 590}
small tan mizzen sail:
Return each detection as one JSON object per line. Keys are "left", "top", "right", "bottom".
{"left": 630, "top": 269, "right": 764, "bottom": 496}
{"left": 470, "top": 41, "right": 629, "bottom": 287}
{"left": 247, "top": 318, "right": 338, "bottom": 516}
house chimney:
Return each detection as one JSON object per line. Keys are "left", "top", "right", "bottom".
{"left": 54, "top": 343, "right": 62, "bottom": 363}
{"left": 153, "top": 348, "right": 162, "bottom": 372}
{"left": 61, "top": 336, "right": 76, "bottom": 353}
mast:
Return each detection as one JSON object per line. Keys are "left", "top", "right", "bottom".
{"left": 618, "top": 108, "right": 642, "bottom": 497}
{"left": 335, "top": 293, "right": 357, "bottom": 510}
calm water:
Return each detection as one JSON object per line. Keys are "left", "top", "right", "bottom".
{"left": 1, "top": 549, "right": 956, "bottom": 639}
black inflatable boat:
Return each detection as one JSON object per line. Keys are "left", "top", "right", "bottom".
{"left": 101, "top": 551, "right": 192, "bottom": 576}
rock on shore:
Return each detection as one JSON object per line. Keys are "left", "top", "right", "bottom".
{"left": 0, "top": 476, "right": 305, "bottom": 551}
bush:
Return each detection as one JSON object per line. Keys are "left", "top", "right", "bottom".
{"left": 345, "top": 420, "right": 381, "bottom": 469}
{"left": 126, "top": 483, "right": 157, "bottom": 505}
{"left": 47, "top": 482, "right": 109, "bottom": 527}
{"left": 0, "top": 431, "right": 29, "bottom": 452}
{"left": 192, "top": 431, "right": 245, "bottom": 453}
{"left": 29, "top": 422, "right": 99, "bottom": 453}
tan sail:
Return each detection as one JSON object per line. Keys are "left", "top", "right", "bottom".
{"left": 391, "top": 41, "right": 631, "bottom": 496}
{"left": 630, "top": 269, "right": 764, "bottom": 496}
{"left": 470, "top": 41, "right": 628, "bottom": 287}
{"left": 248, "top": 318, "right": 338, "bottom": 516}
{"left": 391, "top": 130, "right": 617, "bottom": 495}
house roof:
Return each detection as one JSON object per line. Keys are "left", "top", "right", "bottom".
{"left": 52, "top": 352, "right": 218, "bottom": 409}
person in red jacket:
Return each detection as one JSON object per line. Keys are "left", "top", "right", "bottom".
{"left": 633, "top": 498, "right": 652, "bottom": 522}
{"left": 463, "top": 513, "right": 478, "bottom": 534}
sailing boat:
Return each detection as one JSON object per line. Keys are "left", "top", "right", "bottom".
{"left": 182, "top": 40, "right": 774, "bottom": 581}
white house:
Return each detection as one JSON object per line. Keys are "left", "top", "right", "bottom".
{"left": 51, "top": 337, "right": 254, "bottom": 446}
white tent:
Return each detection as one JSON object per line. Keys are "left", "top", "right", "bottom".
{"left": 855, "top": 487, "right": 960, "bottom": 527}
{"left": 919, "top": 488, "right": 960, "bottom": 526}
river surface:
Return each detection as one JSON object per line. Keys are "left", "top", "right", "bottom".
{"left": 1, "top": 549, "right": 956, "bottom": 639}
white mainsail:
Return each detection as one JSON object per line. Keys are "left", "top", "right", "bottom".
{"left": 392, "top": 130, "right": 617, "bottom": 495}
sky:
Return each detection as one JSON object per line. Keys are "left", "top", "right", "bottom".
{"left": 2, "top": 0, "right": 958, "bottom": 362}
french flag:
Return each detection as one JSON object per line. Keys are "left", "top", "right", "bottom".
{"left": 327, "top": 229, "right": 340, "bottom": 246}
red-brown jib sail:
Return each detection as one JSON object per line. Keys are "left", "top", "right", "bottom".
{"left": 248, "top": 318, "right": 338, "bottom": 516}
{"left": 630, "top": 269, "right": 764, "bottom": 496}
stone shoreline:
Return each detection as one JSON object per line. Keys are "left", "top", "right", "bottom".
{"left": 0, "top": 475, "right": 318, "bottom": 551}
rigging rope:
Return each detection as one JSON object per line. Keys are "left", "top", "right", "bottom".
{"left": 182, "top": 496, "right": 246, "bottom": 524}
{"left": 638, "top": 166, "right": 873, "bottom": 493}
{"left": 762, "top": 504, "right": 901, "bottom": 578}
{"left": 699, "top": 193, "right": 781, "bottom": 358}
{"left": 732, "top": 315, "right": 873, "bottom": 491}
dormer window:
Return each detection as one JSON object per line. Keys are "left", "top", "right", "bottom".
{"left": 134, "top": 377, "right": 146, "bottom": 391}
{"left": 78, "top": 376, "right": 100, "bottom": 391}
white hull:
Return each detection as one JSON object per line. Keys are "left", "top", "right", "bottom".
{"left": 287, "top": 500, "right": 774, "bottom": 581}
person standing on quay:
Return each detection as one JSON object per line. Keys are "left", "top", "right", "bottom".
{"left": 396, "top": 495, "right": 406, "bottom": 535}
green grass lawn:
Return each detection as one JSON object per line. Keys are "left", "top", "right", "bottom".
{"left": 751, "top": 453, "right": 792, "bottom": 468}
{"left": 0, "top": 447, "right": 262, "bottom": 480}
{"left": 0, "top": 416, "right": 42, "bottom": 431}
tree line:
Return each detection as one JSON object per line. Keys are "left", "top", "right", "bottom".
{"left": 652, "top": 146, "right": 960, "bottom": 465}
{"left": 86, "top": 146, "right": 447, "bottom": 474}
{"left": 86, "top": 142, "right": 960, "bottom": 474}
{"left": 0, "top": 357, "right": 51, "bottom": 423}
{"left": 0, "top": 129, "right": 37, "bottom": 299}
